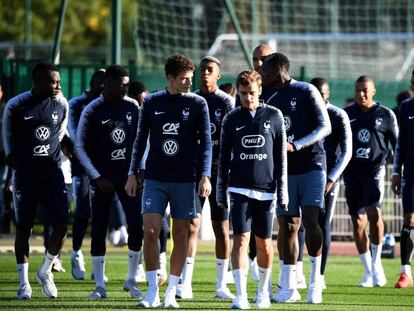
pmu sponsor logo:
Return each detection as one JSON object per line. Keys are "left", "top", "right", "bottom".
{"left": 111, "top": 127, "right": 126, "bottom": 144}
{"left": 356, "top": 147, "right": 370, "bottom": 159}
{"left": 111, "top": 148, "right": 127, "bottom": 160}
{"left": 162, "top": 123, "right": 180, "bottom": 135}
{"left": 241, "top": 135, "right": 265, "bottom": 148}
{"left": 34, "top": 126, "right": 51, "bottom": 141}
{"left": 33, "top": 144, "right": 50, "bottom": 156}
{"left": 240, "top": 152, "right": 268, "bottom": 161}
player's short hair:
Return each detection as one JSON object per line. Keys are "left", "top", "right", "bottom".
{"left": 31, "top": 62, "right": 59, "bottom": 83}
{"left": 356, "top": 75, "right": 375, "bottom": 84}
{"left": 236, "top": 70, "right": 262, "bottom": 90}
{"left": 165, "top": 54, "right": 195, "bottom": 78}
{"left": 89, "top": 69, "right": 106, "bottom": 88}
{"left": 105, "top": 65, "right": 129, "bottom": 80}
{"left": 219, "top": 82, "right": 235, "bottom": 96}
{"left": 200, "top": 56, "right": 221, "bottom": 69}
{"left": 128, "top": 81, "right": 147, "bottom": 97}
{"left": 263, "top": 52, "right": 290, "bottom": 71}
{"left": 310, "top": 77, "right": 328, "bottom": 91}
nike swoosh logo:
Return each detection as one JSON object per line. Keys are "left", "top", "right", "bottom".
{"left": 349, "top": 119, "right": 357, "bottom": 123}
{"left": 409, "top": 115, "right": 414, "bottom": 120}
{"left": 24, "top": 116, "right": 34, "bottom": 120}
{"left": 236, "top": 126, "right": 245, "bottom": 131}
{"left": 101, "top": 119, "right": 111, "bottom": 124}
{"left": 155, "top": 111, "right": 165, "bottom": 115}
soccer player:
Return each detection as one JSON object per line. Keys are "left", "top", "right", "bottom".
{"left": 262, "top": 53, "right": 331, "bottom": 304}
{"left": 125, "top": 54, "right": 212, "bottom": 308}
{"left": 67, "top": 69, "right": 105, "bottom": 281}
{"left": 309, "top": 77, "right": 352, "bottom": 289}
{"left": 392, "top": 86, "right": 414, "bottom": 288}
{"left": 343, "top": 75, "right": 398, "bottom": 288}
{"left": 75, "top": 65, "right": 143, "bottom": 299}
{"left": 3, "top": 62, "right": 69, "bottom": 299}
{"left": 217, "top": 70, "right": 288, "bottom": 309}
{"left": 177, "top": 56, "right": 234, "bottom": 300}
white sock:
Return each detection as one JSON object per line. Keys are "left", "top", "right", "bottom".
{"left": 296, "top": 260, "right": 304, "bottom": 277}
{"left": 127, "top": 249, "right": 140, "bottom": 280}
{"left": 166, "top": 274, "right": 180, "bottom": 296}
{"left": 277, "top": 260, "right": 284, "bottom": 288}
{"left": 17, "top": 263, "right": 29, "bottom": 287}
{"left": 371, "top": 243, "right": 383, "bottom": 267}
{"left": 92, "top": 256, "right": 106, "bottom": 288}
{"left": 233, "top": 269, "right": 248, "bottom": 298}
{"left": 360, "top": 252, "right": 372, "bottom": 275}
{"left": 258, "top": 267, "right": 271, "bottom": 295}
{"left": 284, "top": 264, "right": 296, "bottom": 290}
{"left": 216, "top": 258, "right": 229, "bottom": 289}
{"left": 181, "top": 257, "right": 194, "bottom": 287}
{"left": 401, "top": 265, "right": 412, "bottom": 279}
{"left": 159, "top": 252, "right": 167, "bottom": 270}
{"left": 40, "top": 252, "right": 57, "bottom": 274}
{"left": 267, "top": 273, "right": 274, "bottom": 297}
{"left": 147, "top": 270, "right": 158, "bottom": 289}
{"left": 71, "top": 249, "right": 83, "bottom": 258}
{"left": 309, "top": 255, "right": 322, "bottom": 285}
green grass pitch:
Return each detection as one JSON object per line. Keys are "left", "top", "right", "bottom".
{"left": 0, "top": 251, "right": 413, "bottom": 310}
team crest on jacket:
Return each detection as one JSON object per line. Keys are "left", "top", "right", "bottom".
{"left": 52, "top": 111, "right": 58, "bottom": 124}
{"left": 182, "top": 107, "right": 190, "bottom": 120}
{"left": 290, "top": 98, "right": 297, "bottom": 111}
{"left": 264, "top": 120, "right": 271, "bottom": 133}
{"left": 126, "top": 112, "right": 132, "bottom": 124}
{"left": 283, "top": 116, "right": 291, "bottom": 131}
{"left": 214, "top": 109, "right": 222, "bottom": 121}
{"left": 375, "top": 117, "right": 383, "bottom": 129}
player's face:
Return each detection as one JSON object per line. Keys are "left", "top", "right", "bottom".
{"left": 320, "top": 83, "right": 330, "bottom": 104}
{"left": 252, "top": 47, "right": 273, "bottom": 71}
{"left": 238, "top": 82, "right": 262, "bottom": 111}
{"left": 106, "top": 76, "right": 129, "bottom": 100}
{"left": 169, "top": 70, "right": 193, "bottom": 93}
{"left": 260, "top": 61, "right": 284, "bottom": 88}
{"left": 355, "top": 80, "right": 376, "bottom": 106}
{"left": 199, "top": 62, "right": 220, "bottom": 89}
{"left": 36, "top": 70, "right": 61, "bottom": 98}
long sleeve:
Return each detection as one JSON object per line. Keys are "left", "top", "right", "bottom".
{"left": 129, "top": 103, "right": 150, "bottom": 175}
{"left": 58, "top": 97, "right": 69, "bottom": 142}
{"left": 216, "top": 113, "right": 233, "bottom": 205}
{"left": 293, "top": 86, "right": 331, "bottom": 151}
{"left": 328, "top": 109, "right": 353, "bottom": 182}
{"left": 198, "top": 100, "right": 212, "bottom": 177}
{"left": 273, "top": 109, "right": 288, "bottom": 205}
{"left": 74, "top": 105, "right": 100, "bottom": 180}
{"left": 2, "top": 100, "right": 14, "bottom": 156}
{"left": 392, "top": 106, "right": 405, "bottom": 176}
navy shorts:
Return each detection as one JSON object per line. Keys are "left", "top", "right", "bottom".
{"left": 142, "top": 179, "right": 197, "bottom": 220}
{"left": 402, "top": 178, "right": 414, "bottom": 214}
{"left": 196, "top": 175, "right": 229, "bottom": 221}
{"left": 277, "top": 170, "right": 326, "bottom": 217}
{"left": 12, "top": 167, "right": 69, "bottom": 229}
{"left": 344, "top": 166, "right": 385, "bottom": 216}
{"left": 229, "top": 192, "right": 274, "bottom": 239}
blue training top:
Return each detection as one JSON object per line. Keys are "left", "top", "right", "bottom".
{"left": 129, "top": 89, "right": 212, "bottom": 182}
{"left": 2, "top": 91, "right": 68, "bottom": 171}
{"left": 75, "top": 95, "right": 139, "bottom": 183}
{"left": 266, "top": 79, "right": 331, "bottom": 174}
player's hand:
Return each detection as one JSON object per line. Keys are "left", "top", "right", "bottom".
{"left": 198, "top": 175, "right": 211, "bottom": 198}
{"left": 280, "top": 203, "right": 288, "bottom": 211}
{"left": 325, "top": 179, "right": 334, "bottom": 195}
{"left": 391, "top": 175, "right": 401, "bottom": 197}
{"left": 94, "top": 176, "right": 114, "bottom": 193}
{"left": 286, "top": 143, "right": 295, "bottom": 153}
{"left": 125, "top": 174, "right": 137, "bottom": 197}
{"left": 4, "top": 154, "right": 13, "bottom": 167}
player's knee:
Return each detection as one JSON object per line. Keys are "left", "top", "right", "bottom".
{"left": 366, "top": 207, "right": 381, "bottom": 223}
{"left": 302, "top": 217, "right": 319, "bottom": 231}
{"left": 255, "top": 238, "right": 272, "bottom": 255}
{"left": 144, "top": 226, "right": 159, "bottom": 242}
{"left": 403, "top": 213, "right": 414, "bottom": 227}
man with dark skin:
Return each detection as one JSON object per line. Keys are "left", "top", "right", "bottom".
{"left": 262, "top": 53, "right": 331, "bottom": 304}
{"left": 3, "top": 62, "right": 69, "bottom": 299}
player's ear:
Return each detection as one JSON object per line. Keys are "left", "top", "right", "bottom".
{"left": 258, "top": 85, "right": 262, "bottom": 96}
